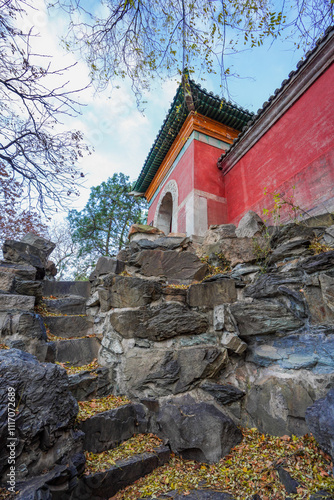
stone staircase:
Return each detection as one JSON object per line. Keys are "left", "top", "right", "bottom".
{"left": 30, "top": 282, "right": 171, "bottom": 499}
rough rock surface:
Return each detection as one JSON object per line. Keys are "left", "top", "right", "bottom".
{"left": 130, "top": 249, "right": 208, "bottom": 280}
{"left": 157, "top": 395, "right": 243, "bottom": 463}
{"left": 230, "top": 300, "right": 304, "bottom": 337}
{"left": 187, "top": 280, "right": 237, "bottom": 307}
{"left": 110, "top": 303, "right": 208, "bottom": 341}
{"left": 235, "top": 211, "right": 265, "bottom": 238}
{"left": 78, "top": 404, "right": 139, "bottom": 453}
{"left": 121, "top": 346, "right": 228, "bottom": 398}
{"left": 98, "top": 275, "right": 162, "bottom": 311}
{"left": 0, "top": 350, "right": 81, "bottom": 482}
{"left": 305, "top": 388, "right": 334, "bottom": 460}
{"left": 72, "top": 447, "right": 170, "bottom": 500}
{"left": 89, "top": 256, "right": 125, "bottom": 281}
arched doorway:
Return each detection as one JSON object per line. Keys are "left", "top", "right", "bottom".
{"left": 156, "top": 192, "right": 173, "bottom": 235}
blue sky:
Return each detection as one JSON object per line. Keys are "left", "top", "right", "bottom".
{"left": 20, "top": 1, "right": 306, "bottom": 218}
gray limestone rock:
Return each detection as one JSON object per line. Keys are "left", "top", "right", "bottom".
{"left": 157, "top": 395, "right": 243, "bottom": 463}
{"left": 2, "top": 239, "right": 54, "bottom": 277}
{"left": 0, "top": 294, "right": 35, "bottom": 311}
{"left": 121, "top": 345, "right": 228, "bottom": 397}
{"left": 305, "top": 388, "right": 334, "bottom": 460}
{"left": 110, "top": 303, "right": 208, "bottom": 341}
{"left": 130, "top": 249, "right": 208, "bottom": 280}
{"left": 201, "top": 237, "right": 265, "bottom": 268}
{"left": 98, "top": 275, "right": 162, "bottom": 311}
{"left": 235, "top": 211, "right": 265, "bottom": 238}
{"left": 187, "top": 280, "right": 237, "bottom": 307}
{"left": 213, "top": 304, "right": 239, "bottom": 332}
{"left": 0, "top": 310, "right": 47, "bottom": 340}
{"left": 0, "top": 349, "right": 81, "bottom": 482}
{"left": 202, "top": 224, "right": 237, "bottom": 245}
{"left": 0, "top": 261, "right": 36, "bottom": 281}
{"left": 221, "top": 331, "right": 247, "bottom": 354}
{"left": 230, "top": 300, "right": 304, "bottom": 337}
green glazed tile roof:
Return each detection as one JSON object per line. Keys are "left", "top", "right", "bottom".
{"left": 134, "top": 76, "right": 254, "bottom": 194}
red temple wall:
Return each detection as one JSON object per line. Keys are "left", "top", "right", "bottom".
{"left": 147, "top": 141, "right": 195, "bottom": 227}
{"left": 224, "top": 64, "right": 334, "bottom": 225}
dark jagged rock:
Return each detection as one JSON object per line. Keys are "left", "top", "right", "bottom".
{"left": 298, "top": 251, "right": 334, "bottom": 274}
{"left": 305, "top": 388, "right": 334, "bottom": 460}
{"left": 43, "top": 315, "right": 93, "bottom": 338}
{"left": 71, "top": 447, "right": 170, "bottom": 500}
{"left": 309, "top": 491, "right": 334, "bottom": 500}
{"left": 0, "top": 350, "right": 80, "bottom": 482}
{"left": 187, "top": 280, "right": 237, "bottom": 307}
{"left": 2, "top": 236, "right": 55, "bottom": 278}
{"left": 0, "top": 310, "right": 47, "bottom": 341}
{"left": 54, "top": 337, "right": 101, "bottom": 366}
{"left": 270, "top": 223, "right": 322, "bottom": 248}
{"left": 0, "top": 260, "right": 36, "bottom": 281}
{"left": 268, "top": 239, "right": 313, "bottom": 264}
{"left": 21, "top": 234, "right": 56, "bottom": 258}
{"left": 230, "top": 300, "right": 304, "bottom": 337}
{"left": 16, "top": 453, "right": 86, "bottom": 500}
{"left": 200, "top": 381, "right": 245, "bottom": 405}
{"left": 43, "top": 296, "right": 86, "bottom": 315}
{"left": 129, "top": 236, "right": 189, "bottom": 252}
{"left": 42, "top": 281, "right": 91, "bottom": 299}
{"left": 110, "top": 302, "right": 208, "bottom": 341}
{"left": 122, "top": 346, "right": 228, "bottom": 398}
{"left": 77, "top": 404, "right": 139, "bottom": 453}
{"left": 276, "top": 466, "right": 300, "bottom": 494}
{"left": 89, "top": 256, "right": 125, "bottom": 281}
{"left": 68, "top": 367, "right": 114, "bottom": 401}
{"left": 157, "top": 395, "right": 242, "bottom": 463}
{"left": 98, "top": 275, "right": 162, "bottom": 311}
{"left": 130, "top": 249, "right": 208, "bottom": 280}
{"left": 244, "top": 272, "right": 304, "bottom": 299}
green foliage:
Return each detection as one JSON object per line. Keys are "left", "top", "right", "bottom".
{"left": 68, "top": 173, "right": 147, "bottom": 261}
{"left": 262, "top": 186, "right": 305, "bottom": 226}
{"left": 53, "top": 0, "right": 333, "bottom": 104}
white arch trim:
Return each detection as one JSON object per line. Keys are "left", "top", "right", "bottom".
{"left": 153, "top": 179, "right": 179, "bottom": 234}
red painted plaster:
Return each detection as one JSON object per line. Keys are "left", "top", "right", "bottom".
{"left": 147, "top": 141, "right": 195, "bottom": 227}
{"left": 194, "top": 140, "right": 226, "bottom": 198}
{"left": 224, "top": 65, "right": 334, "bottom": 225}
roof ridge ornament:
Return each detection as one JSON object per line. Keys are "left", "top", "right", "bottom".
{"left": 182, "top": 70, "right": 195, "bottom": 113}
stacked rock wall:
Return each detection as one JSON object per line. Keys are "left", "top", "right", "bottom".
{"left": 87, "top": 212, "right": 334, "bottom": 437}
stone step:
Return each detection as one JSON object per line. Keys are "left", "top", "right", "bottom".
{"left": 44, "top": 295, "right": 86, "bottom": 315}
{"left": 68, "top": 366, "right": 113, "bottom": 401}
{"left": 71, "top": 446, "right": 170, "bottom": 500}
{"left": 44, "top": 315, "right": 94, "bottom": 338}
{"left": 77, "top": 403, "right": 141, "bottom": 453}
{"left": 42, "top": 280, "right": 91, "bottom": 298}
{"left": 54, "top": 337, "right": 101, "bottom": 366}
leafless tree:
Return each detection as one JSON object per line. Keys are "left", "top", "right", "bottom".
{"left": 0, "top": 0, "right": 90, "bottom": 215}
